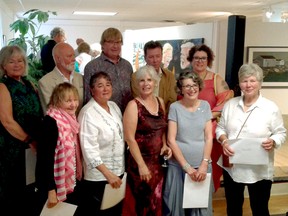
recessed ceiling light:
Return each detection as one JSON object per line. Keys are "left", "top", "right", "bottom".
{"left": 73, "top": 11, "right": 117, "bottom": 16}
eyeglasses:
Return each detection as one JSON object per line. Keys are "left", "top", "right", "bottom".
{"left": 105, "top": 40, "right": 122, "bottom": 46}
{"left": 193, "top": 56, "right": 208, "bottom": 62}
{"left": 182, "top": 84, "right": 199, "bottom": 90}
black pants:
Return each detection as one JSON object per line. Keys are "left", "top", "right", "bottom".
{"left": 75, "top": 179, "right": 123, "bottom": 216}
{"left": 223, "top": 170, "right": 272, "bottom": 216}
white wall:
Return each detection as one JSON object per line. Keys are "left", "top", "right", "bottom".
{"left": 0, "top": 0, "right": 14, "bottom": 48}
{"left": 36, "top": 19, "right": 188, "bottom": 50}
{"left": 245, "top": 20, "right": 288, "bottom": 114}
{"left": 1, "top": 0, "right": 287, "bottom": 114}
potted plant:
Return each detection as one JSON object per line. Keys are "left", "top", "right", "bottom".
{"left": 8, "top": 9, "right": 57, "bottom": 84}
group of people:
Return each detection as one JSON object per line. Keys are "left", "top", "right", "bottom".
{"left": 0, "top": 25, "right": 286, "bottom": 216}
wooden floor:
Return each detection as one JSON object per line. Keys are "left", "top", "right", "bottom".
{"left": 274, "top": 140, "right": 288, "bottom": 180}
{"left": 213, "top": 138, "right": 288, "bottom": 216}
{"left": 213, "top": 194, "right": 288, "bottom": 216}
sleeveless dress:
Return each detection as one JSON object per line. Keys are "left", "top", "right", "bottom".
{"left": 123, "top": 97, "right": 167, "bottom": 216}
{"left": 0, "top": 76, "right": 43, "bottom": 215}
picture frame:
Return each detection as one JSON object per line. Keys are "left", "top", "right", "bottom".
{"left": 247, "top": 46, "right": 288, "bottom": 88}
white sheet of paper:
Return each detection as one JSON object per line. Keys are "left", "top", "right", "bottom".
{"left": 40, "top": 200, "right": 77, "bottom": 216}
{"left": 25, "top": 148, "right": 36, "bottom": 185}
{"left": 228, "top": 138, "right": 269, "bottom": 165}
{"left": 183, "top": 173, "right": 211, "bottom": 208}
{"left": 100, "top": 172, "right": 127, "bottom": 210}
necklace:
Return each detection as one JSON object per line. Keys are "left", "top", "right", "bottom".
{"left": 138, "top": 96, "right": 159, "bottom": 115}
{"left": 200, "top": 71, "right": 208, "bottom": 80}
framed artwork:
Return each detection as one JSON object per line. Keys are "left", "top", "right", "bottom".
{"left": 247, "top": 46, "right": 288, "bottom": 88}
{"left": 133, "top": 38, "right": 204, "bottom": 79}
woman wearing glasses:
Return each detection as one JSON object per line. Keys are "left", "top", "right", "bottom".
{"left": 187, "top": 44, "right": 234, "bottom": 192}
{"left": 163, "top": 72, "right": 213, "bottom": 216}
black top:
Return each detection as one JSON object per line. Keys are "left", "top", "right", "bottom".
{"left": 35, "top": 115, "right": 58, "bottom": 191}
{"left": 40, "top": 40, "right": 57, "bottom": 73}
{"left": 0, "top": 76, "right": 43, "bottom": 198}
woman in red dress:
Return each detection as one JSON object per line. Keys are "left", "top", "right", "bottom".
{"left": 122, "top": 65, "right": 172, "bottom": 216}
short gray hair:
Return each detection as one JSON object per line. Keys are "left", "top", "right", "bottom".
{"left": 50, "top": 27, "right": 65, "bottom": 38}
{"left": 238, "top": 63, "right": 263, "bottom": 83}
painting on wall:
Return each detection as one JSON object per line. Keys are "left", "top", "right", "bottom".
{"left": 133, "top": 38, "right": 204, "bottom": 79}
{"left": 247, "top": 46, "right": 288, "bottom": 88}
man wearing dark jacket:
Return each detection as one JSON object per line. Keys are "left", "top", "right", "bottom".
{"left": 40, "top": 27, "right": 66, "bottom": 74}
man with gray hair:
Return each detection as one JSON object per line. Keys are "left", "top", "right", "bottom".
{"left": 40, "top": 27, "right": 66, "bottom": 74}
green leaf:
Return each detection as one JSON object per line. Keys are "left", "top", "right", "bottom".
{"left": 29, "top": 23, "right": 36, "bottom": 36}
{"left": 28, "top": 11, "right": 37, "bottom": 20}
{"left": 23, "top": 9, "right": 39, "bottom": 16}
{"left": 18, "top": 19, "right": 29, "bottom": 35}
{"left": 9, "top": 20, "right": 22, "bottom": 33}
{"left": 9, "top": 9, "right": 57, "bottom": 82}
{"left": 38, "top": 11, "right": 49, "bottom": 23}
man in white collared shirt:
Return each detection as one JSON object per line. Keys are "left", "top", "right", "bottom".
{"left": 38, "top": 42, "right": 84, "bottom": 114}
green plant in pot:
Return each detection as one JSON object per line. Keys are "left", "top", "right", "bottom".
{"left": 8, "top": 9, "right": 57, "bottom": 85}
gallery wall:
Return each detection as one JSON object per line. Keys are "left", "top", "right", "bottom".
{"left": 245, "top": 21, "right": 288, "bottom": 114}
{"left": 0, "top": 0, "right": 13, "bottom": 48}
{"left": 0, "top": 0, "right": 287, "bottom": 114}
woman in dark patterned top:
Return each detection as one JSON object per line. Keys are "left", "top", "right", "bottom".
{"left": 0, "top": 45, "right": 43, "bottom": 215}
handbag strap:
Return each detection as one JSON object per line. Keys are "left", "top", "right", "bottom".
{"left": 214, "top": 73, "right": 218, "bottom": 95}
{"left": 236, "top": 107, "right": 256, "bottom": 139}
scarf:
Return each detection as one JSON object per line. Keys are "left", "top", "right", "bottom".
{"left": 47, "top": 107, "right": 82, "bottom": 201}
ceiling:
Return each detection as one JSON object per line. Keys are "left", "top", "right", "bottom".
{"left": 3, "top": 0, "right": 288, "bottom": 26}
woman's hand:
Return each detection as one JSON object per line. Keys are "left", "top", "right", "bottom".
{"left": 186, "top": 166, "right": 197, "bottom": 181}
{"left": 190, "top": 161, "right": 208, "bottom": 182}
{"left": 138, "top": 164, "right": 151, "bottom": 183}
{"left": 160, "top": 145, "right": 172, "bottom": 159}
{"left": 222, "top": 141, "right": 234, "bottom": 156}
{"left": 47, "top": 190, "right": 58, "bottom": 208}
{"left": 29, "top": 140, "right": 37, "bottom": 154}
{"left": 262, "top": 138, "right": 275, "bottom": 151}
{"left": 106, "top": 173, "right": 123, "bottom": 189}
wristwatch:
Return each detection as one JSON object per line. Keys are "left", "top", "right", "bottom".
{"left": 203, "top": 158, "right": 212, "bottom": 164}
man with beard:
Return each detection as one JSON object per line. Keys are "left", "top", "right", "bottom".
{"left": 38, "top": 42, "right": 84, "bottom": 114}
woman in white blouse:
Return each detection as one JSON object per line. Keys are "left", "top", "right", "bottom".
{"left": 76, "top": 72, "right": 125, "bottom": 216}
{"left": 216, "top": 63, "right": 286, "bottom": 216}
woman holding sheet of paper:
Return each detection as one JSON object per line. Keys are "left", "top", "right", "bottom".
{"left": 76, "top": 72, "right": 125, "bottom": 216}
{"left": 163, "top": 71, "right": 213, "bottom": 216}
{"left": 0, "top": 45, "right": 43, "bottom": 216}
{"left": 35, "top": 83, "right": 82, "bottom": 214}
{"left": 216, "top": 63, "right": 286, "bottom": 216}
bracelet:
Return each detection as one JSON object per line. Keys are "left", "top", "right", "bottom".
{"left": 203, "top": 158, "right": 212, "bottom": 164}
{"left": 221, "top": 139, "right": 228, "bottom": 146}
{"left": 182, "top": 163, "right": 191, "bottom": 172}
